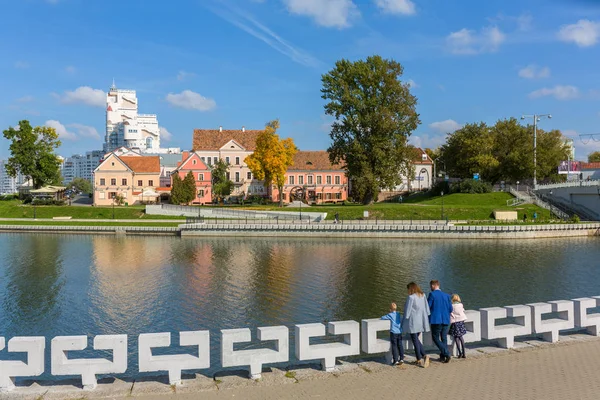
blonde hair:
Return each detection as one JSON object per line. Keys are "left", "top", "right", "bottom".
{"left": 451, "top": 294, "right": 462, "bottom": 303}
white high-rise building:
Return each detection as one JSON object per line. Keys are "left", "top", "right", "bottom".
{"left": 0, "top": 160, "right": 25, "bottom": 195}
{"left": 62, "top": 150, "right": 104, "bottom": 184}
{"left": 104, "top": 83, "right": 161, "bottom": 153}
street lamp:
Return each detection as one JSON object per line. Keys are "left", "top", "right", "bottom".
{"left": 441, "top": 190, "right": 444, "bottom": 220}
{"left": 112, "top": 195, "right": 115, "bottom": 220}
{"left": 516, "top": 181, "right": 520, "bottom": 193}
{"left": 521, "top": 114, "right": 552, "bottom": 189}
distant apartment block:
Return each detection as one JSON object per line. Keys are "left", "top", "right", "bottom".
{"left": 0, "top": 160, "right": 26, "bottom": 195}
{"left": 62, "top": 150, "right": 104, "bottom": 184}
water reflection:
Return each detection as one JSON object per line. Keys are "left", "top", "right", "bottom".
{"left": 0, "top": 234, "right": 598, "bottom": 380}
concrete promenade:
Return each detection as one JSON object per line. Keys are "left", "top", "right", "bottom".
{"left": 133, "top": 336, "right": 600, "bottom": 400}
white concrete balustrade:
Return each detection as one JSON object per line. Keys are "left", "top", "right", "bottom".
{"left": 0, "top": 296, "right": 598, "bottom": 391}
{"left": 139, "top": 331, "right": 210, "bottom": 386}
{"left": 221, "top": 326, "right": 289, "bottom": 379}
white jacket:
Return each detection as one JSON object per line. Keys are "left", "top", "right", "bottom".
{"left": 450, "top": 302, "right": 467, "bottom": 324}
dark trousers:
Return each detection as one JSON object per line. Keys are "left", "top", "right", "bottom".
{"left": 390, "top": 332, "right": 404, "bottom": 362}
{"left": 431, "top": 324, "right": 450, "bottom": 358}
{"left": 410, "top": 333, "right": 426, "bottom": 361}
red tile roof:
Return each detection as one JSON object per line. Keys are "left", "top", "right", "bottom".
{"left": 192, "top": 129, "right": 262, "bottom": 151}
{"left": 411, "top": 147, "right": 433, "bottom": 164}
{"left": 120, "top": 156, "right": 160, "bottom": 173}
{"left": 289, "top": 151, "right": 345, "bottom": 171}
{"left": 581, "top": 162, "right": 600, "bottom": 170}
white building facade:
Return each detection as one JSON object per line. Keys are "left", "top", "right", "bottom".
{"left": 104, "top": 84, "right": 161, "bottom": 153}
{"left": 0, "top": 160, "right": 25, "bottom": 195}
{"left": 62, "top": 150, "right": 105, "bottom": 184}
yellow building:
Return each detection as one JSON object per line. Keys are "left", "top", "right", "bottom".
{"left": 93, "top": 152, "right": 161, "bottom": 206}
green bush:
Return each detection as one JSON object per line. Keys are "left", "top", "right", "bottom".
{"left": 31, "top": 198, "right": 66, "bottom": 206}
{"left": 0, "top": 194, "right": 18, "bottom": 201}
{"left": 451, "top": 180, "right": 493, "bottom": 194}
{"left": 431, "top": 181, "right": 450, "bottom": 196}
{"left": 570, "top": 214, "right": 580, "bottom": 223}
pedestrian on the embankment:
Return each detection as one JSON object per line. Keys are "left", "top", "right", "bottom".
{"left": 381, "top": 302, "right": 404, "bottom": 365}
{"left": 428, "top": 280, "right": 453, "bottom": 363}
{"left": 402, "top": 282, "right": 431, "bottom": 368}
{"left": 450, "top": 293, "right": 468, "bottom": 359}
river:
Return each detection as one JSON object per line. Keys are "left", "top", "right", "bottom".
{"left": 0, "top": 233, "right": 598, "bottom": 379}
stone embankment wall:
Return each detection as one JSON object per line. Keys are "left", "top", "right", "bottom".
{"left": 1, "top": 296, "right": 599, "bottom": 392}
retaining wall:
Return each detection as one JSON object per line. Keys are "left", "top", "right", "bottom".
{"left": 1, "top": 296, "right": 599, "bottom": 392}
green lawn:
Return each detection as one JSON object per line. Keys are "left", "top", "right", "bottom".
{"left": 0, "top": 220, "right": 181, "bottom": 227}
{"left": 0, "top": 192, "right": 553, "bottom": 222}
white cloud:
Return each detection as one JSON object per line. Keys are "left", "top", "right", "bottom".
{"left": 16, "top": 95, "right": 34, "bottom": 103}
{"left": 410, "top": 134, "right": 446, "bottom": 150}
{"left": 14, "top": 61, "right": 29, "bottom": 69}
{"left": 159, "top": 126, "right": 173, "bottom": 141}
{"left": 46, "top": 120, "right": 76, "bottom": 140}
{"left": 166, "top": 90, "right": 216, "bottom": 111}
{"left": 529, "top": 85, "right": 580, "bottom": 100}
{"left": 65, "top": 66, "right": 76, "bottom": 74}
{"left": 177, "top": 70, "right": 195, "bottom": 81}
{"left": 429, "top": 119, "right": 462, "bottom": 134}
{"left": 406, "top": 79, "right": 418, "bottom": 88}
{"left": 283, "top": 0, "right": 359, "bottom": 28}
{"left": 59, "top": 86, "right": 106, "bottom": 107}
{"left": 67, "top": 123, "right": 100, "bottom": 139}
{"left": 446, "top": 26, "right": 505, "bottom": 55}
{"left": 374, "top": 0, "right": 416, "bottom": 15}
{"left": 518, "top": 65, "right": 551, "bottom": 79}
{"left": 558, "top": 19, "right": 600, "bottom": 47}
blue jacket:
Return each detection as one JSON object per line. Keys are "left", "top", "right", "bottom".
{"left": 381, "top": 311, "right": 402, "bottom": 334}
{"left": 427, "top": 289, "right": 453, "bottom": 325}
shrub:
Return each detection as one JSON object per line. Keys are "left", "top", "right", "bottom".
{"left": 570, "top": 214, "right": 581, "bottom": 223}
{"left": 431, "top": 181, "right": 451, "bottom": 196}
{"left": 451, "top": 180, "right": 493, "bottom": 194}
{"left": 31, "top": 198, "right": 65, "bottom": 206}
{"left": 0, "top": 194, "right": 18, "bottom": 201}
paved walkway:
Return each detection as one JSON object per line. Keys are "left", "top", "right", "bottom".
{"left": 134, "top": 337, "right": 600, "bottom": 400}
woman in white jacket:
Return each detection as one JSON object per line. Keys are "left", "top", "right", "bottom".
{"left": 402, "top": 282, "right": 431, "bottom": 367}
{"left": 449, "top": 294, "right": 468, "bottom": 358}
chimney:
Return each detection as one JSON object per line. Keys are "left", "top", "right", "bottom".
{"left": 182, "top": 151, "right": 189, "bottom": 160}
{"left": 219, "top": 126, "right": 223, "bottom": 132}
{"left": 242, "top": 126, "right": 245, "bottom": 132}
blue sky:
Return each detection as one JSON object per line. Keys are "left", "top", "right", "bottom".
{"left": 1, "top": 0, "right": 600, "bottom": 161}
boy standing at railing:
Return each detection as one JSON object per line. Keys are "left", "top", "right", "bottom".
{"left": 381, "top": 302, "right": 404, "bottom": 365}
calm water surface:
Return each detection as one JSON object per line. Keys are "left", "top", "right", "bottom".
{"left": 0, "top": 233, "right": 599, "bottom": 379}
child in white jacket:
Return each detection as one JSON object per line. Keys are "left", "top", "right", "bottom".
{"left": 449, "top": 294, "right": 468, "bottom": 358}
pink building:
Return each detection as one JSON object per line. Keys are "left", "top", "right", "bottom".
{"left": 171, "top": 151, "right": 212, "bottom": 204}
{"left": 271, "top": 151, "right": 348, "bottom": 204}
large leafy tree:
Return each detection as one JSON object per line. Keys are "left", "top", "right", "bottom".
{"left": 211, "top": 159, "right": 234, "bottom": 203}
{"left": 321, "top": 55, "right": 420, "bottom": 204}
{"left": 2, "top": 120, "right": 62, "bottom": 189}
{"left": 588, "top": 151, "right": 600, "bottom": 163}
{"left": 245, "top": 119, "right": 297, "bottom": 207}
{"left": 536, "top": 128, "right": 570, "bottom": 182}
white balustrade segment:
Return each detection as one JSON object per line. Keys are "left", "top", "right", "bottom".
{"left": 51, "top": 335, "right": 127, "bottom": 390}
{"left": 138, "top": 331, "right": 210, "bottom": 385}
{"left": 221, "top": 326, "right": 288, "bottom": 379}
{"left": 360, "top": 319, "right": 392, "bottom": 363}
{"left": 573, "top": 296, "right": 600, "bottom": 336}
{"left": 528, "top": 300, "right": 575, "bottom": 343}
{"left": 295, "top": 321, "right": 359, "bottom": 372}
{"left": 480, "top": 305, "right": 531, "bottom": 349}
{"left": 0, "top": 337, "right": 45, "bottom": 392}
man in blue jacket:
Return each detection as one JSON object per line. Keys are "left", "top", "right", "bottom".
{"left": 428, "top": 280, "right": 453, "bottom": 363}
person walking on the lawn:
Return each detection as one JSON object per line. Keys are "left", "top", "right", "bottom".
{"left": 428, "top": 280, "right": 453, "bottom": 363}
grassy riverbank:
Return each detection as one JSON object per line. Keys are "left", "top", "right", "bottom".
{"left": 0, "top": 193, "right": 551, "bottom": 222}
{"left": 0, "top": 220, "right": 182, "bottom": 227}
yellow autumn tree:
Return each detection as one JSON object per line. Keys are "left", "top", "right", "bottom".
{"left": 245, "top": 120, "right": 297, "bottom": 207}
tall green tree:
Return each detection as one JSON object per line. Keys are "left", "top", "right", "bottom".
{"left": 321, "top": 55, "right": 420, "bottom": 204}
{"left": 67, "top": 178, "right": 92, "bottom": 194}
{"left": 588, "top": 151, "right": 600, "bottom": 163}
{"left": 211, "top": 159, "right": 234, "bottom": 203}
{"left": 245, "top": 120, "right": 297, "bottom": 207}
{"left": 492, "top": 118, "right": 532, "bottom": 182}
{"left": 2, "top": 120, "right": 62, "bottom": 189}
{"left": 171, "top": 173, "right": 183, "bottom": 205}
{"left": 536, "top": 128, "right": 570, "bottom": 182}
{"left": 182, "top": 171, "right": 197, "bottom": 204}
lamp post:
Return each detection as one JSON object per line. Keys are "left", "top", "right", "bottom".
{"left": 516, "top": 181, "right": 520, "bottom": 193}
{"left": 441, "top": 190, "right": 444, "bottom": 221}
{"left": 521, "top": 114, "right": 552, "bottom": 189}
{"left": 33, "top": 196, "right": 36, "bottom": 219}
{"left": 112, "top": 195, "right": 115, "bottom": 220}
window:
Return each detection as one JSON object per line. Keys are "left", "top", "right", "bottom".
{"left": 110, "top": 192, "right": 116, "bottom": 199}
{"left": 282, "top": 193, "right": 286, "bottom": 200}
{"left": 336, "top": 193, "right": 342, "bottom": 200}
{"left": 317, "top": 176, "right": 322, "bottom": 185}
{"left": 111, "top": 162, "right": 115, "bottom": 166}
{"left": 226, "top": 172, "right": 230, "bottom": 180}
{"left": 198, "top": 190, "right": 205, "bottom": 197}
{"left": 235, "top": 172, "right": 240, "bottom": 182}
{"left": 100, "top": 178, "right": 106, "bottom": 186}
{"left": 326, "top": 176, "right": 332, "bottom": 185}
{"left": 298, "top": 176, "right": 304, "bottom": 185}
{"left": 335, "top": 176, "right": 340, "bottom": 185}
{"left": 207, "top": 157, "right": 212, "bottom": 166}
{"left": 198, "top": 173, "right": 204, "bottom": 181}
{"left": 149, "top": 180, "right": 154, "bottom": 186}
{"left": 289, "top": 176, "right": 295, "bottom": 185}
{"left": 111, "top": 178, "right": 116, "bottom": 186}
{"left": 193, "top": 159, "right": 197, "bottom": 165}
{"left": 137, "top": 180, "right": 143, "bottom": 186}
{"left": 201, "top": 157, "right": 205, "bottom": 162}
{"left": 122, "top": 178, "right": 127, "bottom": 185}
{"left": 99, "top": 192, "right": 105, "bottom": 199}
{"left": 326, "top": 193, "right": 332, "bottom": 200}
{"left": 247, "top": 172, "right": 252, "bottom": 180}
{"left": 225, "top": 157, "right": 230, "bottom": 164}
{"left": 235, "top": 157, "right": 240, "bottom": 165}
{"left": 308, "top": 176, "right": 313, "bottom": 185}
{"left": 214, "top": 157, "right": 218, "bottom": 165}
